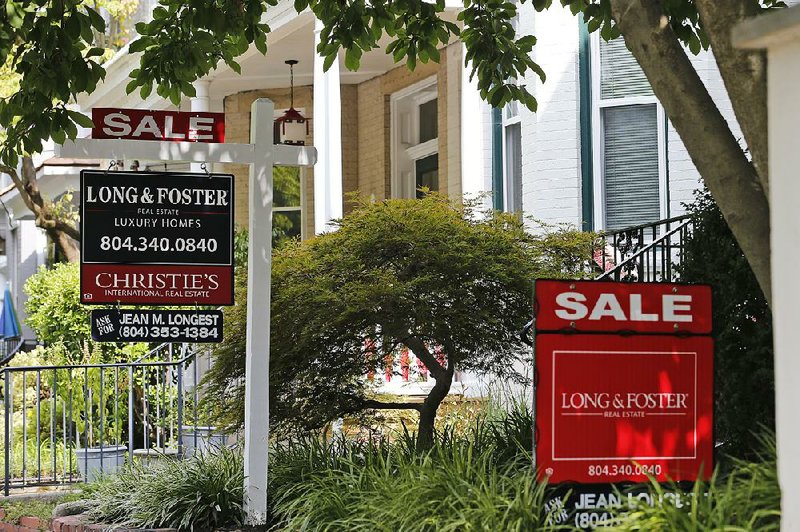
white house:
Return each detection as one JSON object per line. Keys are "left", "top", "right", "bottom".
{"left": 3, "top": 2, "right": 747, "bottom": 373}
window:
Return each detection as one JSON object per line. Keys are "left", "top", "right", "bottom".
{"left": 504, "top": 2, "right": 522, "bottom": 213}
{"left": 502, "top": 102, "right": 522, "bottom": 213}
{"left": 592, "top": 36, "right": 667, "bottom": 230}
{"left": 273, "top": 166, "right": 303, "bottom": 247}
{"left": 391, "top": 77, "right": 439, "bottom": 198}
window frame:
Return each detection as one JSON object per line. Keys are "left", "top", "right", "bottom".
{"left": 590, "top": 33, "right": 668, "bottom": 231}
{"left": 390, "top": 76, "right": 439, "bottom": 199}
{"left": 273, "top": 108, "right": 306, "bottom": 242}
{"left": 501, "top": 104, "right": 522, "bottom": 213}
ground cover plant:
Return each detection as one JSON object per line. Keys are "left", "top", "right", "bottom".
{"left": 84, "top": 445, "right": 244, "bottom": 529}
{"left": 80, "top": 401, "right": 780, "bottom": 530}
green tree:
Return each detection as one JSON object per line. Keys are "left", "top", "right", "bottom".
{"left": 679, "top": 189, "right": 774, "bottom": 458}
{"left": 0, "top": 0, "right": 139, "bottom": 261}
{"left": 202, "top": 194, "right": 595, "bottom": 448}
{"left": 124, "top": 0, "right": 781, "bottom": 305}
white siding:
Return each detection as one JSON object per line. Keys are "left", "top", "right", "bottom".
{"left": 521, "top": 3, "right": 582, "bottom": 229}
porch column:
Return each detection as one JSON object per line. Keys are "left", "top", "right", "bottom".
{"left": 313, "top": 18, "right": 344, "bottom": 234}
{"left": 735, "top": 7, "right": 800, "bottom": 530}
{"left": 190, "top": 80, "right": 211, "bottom": 173}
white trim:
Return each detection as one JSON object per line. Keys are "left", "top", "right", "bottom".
{"left": 551, "top": 350, "right": 699, "bottom": 462}
{"left": 406, "top": 138, "right": 438, "bottom": 161}
{"left": 390, "top": 76, "right": 439, "bottom": 199}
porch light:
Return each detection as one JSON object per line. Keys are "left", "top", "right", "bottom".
{"left": 273, "top": 60, "right": 309, "bottom": 146}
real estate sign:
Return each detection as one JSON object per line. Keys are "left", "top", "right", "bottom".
{"left": 533, "top": 280, "right": 713, "bottom": 528}
{"left": 80, "top": 170, "right": 234, "bottom": 305}
{"left": 91, "top": 309, "right": 223, "bottom": 343}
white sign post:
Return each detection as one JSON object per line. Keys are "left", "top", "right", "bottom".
{"left": 56, "top": 98, "right": 316, "bottom": 524}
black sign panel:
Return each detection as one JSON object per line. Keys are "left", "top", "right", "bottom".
{"left": 91, "top": 309, "right": 223, "bottom": 343}
{"left": 81, "top": 170, "right": 233, "bottom": 265}
{"left": 544, "top": 484, "right": 699, "bottom": 529}
{"left": 80, "top": 170, "right": 234, "bottom": 306}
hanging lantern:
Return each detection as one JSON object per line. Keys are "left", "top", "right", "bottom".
{"left": 273, "top": 59, "right": 309, "bottom": 146}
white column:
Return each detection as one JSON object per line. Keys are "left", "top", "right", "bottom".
{"left": 460, "top": 45, "right": 492, "bottom": 208}
{"left": 243, "top": 98, "right": 274, "bottom": 525}
{"left": 769, "top": 42, "right": 800, "bottom": 532}
{"left": 313, "top": 18, "right": 343, "bottom": 234}
{"left": 190, "top": 80, "right": 211, "bottom": 173}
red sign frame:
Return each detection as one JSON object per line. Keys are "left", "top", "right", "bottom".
{"left": 535, "top": 333, "right": 714, "bottom": 484}
{"left": 92, "top": 108, "right": 225, "bottom": 143}
{"left": 534, "top": 279, "right": 712, "bottom": 335}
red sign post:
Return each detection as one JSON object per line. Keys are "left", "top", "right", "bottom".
{"left": 534, "top": 280, "right": 713, "bottom": 486}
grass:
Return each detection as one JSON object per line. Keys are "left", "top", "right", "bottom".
{"left": 78, "top": 401, "right": 781, "bottom": 531}
{"left": 0, "top": 438, "right": 78, "bottom": 481}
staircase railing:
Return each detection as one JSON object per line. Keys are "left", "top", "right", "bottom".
{"left": 595, "top": 215, "right": 694, "bottom": 283}
{"left": 0, "top": 340, "right": 216, "bottom": 494}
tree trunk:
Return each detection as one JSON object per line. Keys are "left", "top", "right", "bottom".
{"left": 0, "top": 157, "right": 81, "bottom": 263}
{"left": 609, "top": 0, "right": 772, "bottom": 305}
{"left": 416, "top": 364, "right": 454, "bottom": 451}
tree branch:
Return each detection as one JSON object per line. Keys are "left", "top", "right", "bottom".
{"left": 610, "top": 0, "right": 772, "bottom": 304}
{"left": 694, "top": 0, "right": 769, "bottom": 195}
{"left": 403, "top": 335, "right": 444, "bottom": 378}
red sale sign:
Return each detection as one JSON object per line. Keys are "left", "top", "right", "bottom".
{"left": 535, "top": 334, "right": 714, "bottom": 484}
{"left": 534, "top": 280, "right": 712, "bottom": 335}
{"left": 532, "top": 280, "right": 714, "bottom": 490}
{"left": 92, "top": 108, "right": 225, "bottom": 143}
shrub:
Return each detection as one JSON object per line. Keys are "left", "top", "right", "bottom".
{"left": 86, "top": 445, "right": 244, "bottom": 529}
{"left": 202, "top": 194, "right": 596, "bottom": 447}
{"left": 24, "top": 262, "right": 88, "bottom": 352}
{"left": 679, "top": 189, "right": 774, "bottom": 458}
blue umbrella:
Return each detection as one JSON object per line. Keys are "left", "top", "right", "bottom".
{"left": 0, "top": 286, "right": 21, "bottom": 339}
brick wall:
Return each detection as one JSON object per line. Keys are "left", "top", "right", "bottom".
{"left": 222, "top": 44, "right": 460, "bottom": 230}
{"left": 221, "top": 86, "right": 315, "bottom": 235}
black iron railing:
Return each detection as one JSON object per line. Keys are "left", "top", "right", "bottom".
{"left": 595, "top": 215, "right": 694, "bottom": 283}
{"left": 0, "top": 338, "right": 25, "bottom": 367}
{"left": 0, "top": 341, "right": 219, "bottom": 494}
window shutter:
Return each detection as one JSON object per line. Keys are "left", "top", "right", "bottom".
{"left": 603, "top": 104, "right": 660, "bottom": 230}
{"left": 600, "top": 38, "right": 652, "bottom": 99}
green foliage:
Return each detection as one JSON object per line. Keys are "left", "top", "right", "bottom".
{"left": 24, "top": 262, "right": 90, "bottom": 354}
{"left": 86, "top": 445, "right": 245, "bottom": 529}
{"left": 0, "top": 0, "right": 137, "bottom": 166}
{"left": 1, "top": 0, "right": 787, "bottom": 165}
{"left": 269, "top": 403, "right": 557, "bottom": 531}
{"left": 201, "top": 194, "right": 595, "bottom": 434}
{"left": 679, "top": 189, "right": 774, "bottom": 458}
{"left": 612, "top": 434, "right": 779, "bottom": 530}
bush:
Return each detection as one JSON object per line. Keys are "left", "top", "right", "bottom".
{"left": 24, "top": 262, "right": 88, "bottom": 352}
{"left": 679, "top": 189, "right": 774, "bottom": 458}
{"left": 268, "top": 402, "right": 560, "bottom": 531}
{"left": 86, "top": 445, "right": 244, "bottom": 529}
{"left": 202, "top": 194, "right": 596, "bottom": 443}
